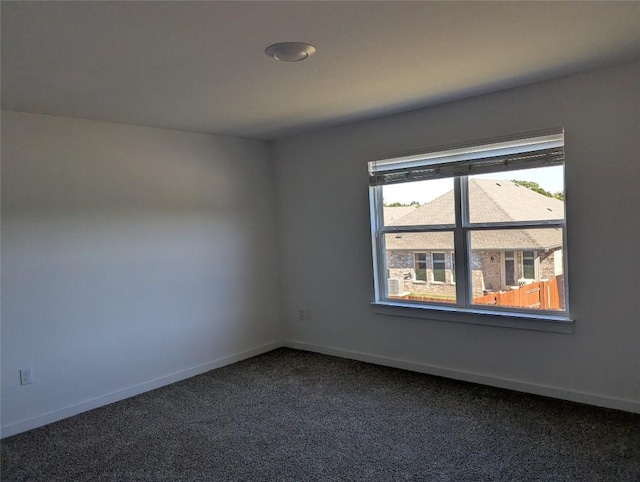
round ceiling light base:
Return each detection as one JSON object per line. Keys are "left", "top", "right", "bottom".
{"left": 265, "top": 42, "right": 316, "bottom": 62}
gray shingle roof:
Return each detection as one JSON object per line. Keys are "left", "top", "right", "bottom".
{"left": 468, "top": 178, "right": 564, "bottom": 223}
{"left": 385, "top": 179, "right": 564, "bottom": 251}
{"left": 383, "top": 206, "right": 419, "bottom": 224}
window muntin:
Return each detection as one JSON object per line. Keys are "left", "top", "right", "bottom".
{"left": 369, "top": 131, "right": 568, "bottom": 318}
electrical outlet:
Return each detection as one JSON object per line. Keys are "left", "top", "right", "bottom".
{"left": 299, "top": 310, "right": 306, "bottom": 321}
{"left": 20, "top": 368, "right": 33, "bottom": 385}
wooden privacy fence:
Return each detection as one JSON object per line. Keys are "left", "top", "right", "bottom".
{"left": 473, "top": 275, "right": 563, "bottom": 310}
{"left": 388, "top": 275, "right": 563, "bottom": 310}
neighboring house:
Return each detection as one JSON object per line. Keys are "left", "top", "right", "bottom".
{"left": 383, "top": 205, "right": 418, "bottom": 224}
{"left": 384, "top": 179, "right": 564, "bottom": 299}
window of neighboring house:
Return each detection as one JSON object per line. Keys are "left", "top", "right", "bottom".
{"left": 522, "top": 251, "right": 536, "bottom": 280}
{"left": 505, "top": 251, "right": 515, "bottom": 286}
{"left": 414, "top": 253, "right": 427, "bottom": 281}
{"left": 369, "top": 129, "right": 569, "bottom": 321}
{"left": 432, "top": 253, "right": 446, "bottom": 282}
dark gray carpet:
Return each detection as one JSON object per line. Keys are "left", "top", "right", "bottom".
{"left": 2, "top": 348, "right": 639, "bottom": 481}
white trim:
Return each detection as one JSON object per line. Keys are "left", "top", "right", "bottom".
{"left": 371, "top": 301, "right": 573, "bottom": 333}
{"left": 369, "top": 186, "right": 386, "bottom": 302}
{"left": 284, "top": 340, "right": 640, "bottom": 414}
{"left": 0, "top": 340, "right": 283, "bottom": 439}
{"left": 4, "top": 339, "right": 636, "bottom": 439}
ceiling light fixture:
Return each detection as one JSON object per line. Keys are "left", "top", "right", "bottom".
{"left": 265, "top": 42, "right": 316, "bottom": 62}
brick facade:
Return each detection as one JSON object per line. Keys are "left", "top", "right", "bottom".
{"left": 387, "top": 248, "right": 563, "bottom": 298}
{"left": 386, "top": 250, "right": 456, "bottom": 299}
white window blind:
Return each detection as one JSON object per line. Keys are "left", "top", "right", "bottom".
{"left": 369, "top": 132, "right": 564, "bottom": 186}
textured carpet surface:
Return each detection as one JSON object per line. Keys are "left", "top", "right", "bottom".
{"left": 1, "top": 348, "right": 639, "bottom": 481}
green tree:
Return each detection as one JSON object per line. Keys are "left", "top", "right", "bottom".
{"left": 383, "top": 201, "right": 421, "bottom": 207}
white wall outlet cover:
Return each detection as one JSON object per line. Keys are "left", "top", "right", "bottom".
{"left": 20, "top": 368, "right": 33, "bottom": 385}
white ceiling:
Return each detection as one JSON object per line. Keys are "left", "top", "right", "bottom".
{"left": 2, "top": 1, "right": 639, "bottom": 140}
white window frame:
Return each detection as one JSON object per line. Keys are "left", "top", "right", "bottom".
{"left": 368, "top": 130, "right": 572, "bottom": 331}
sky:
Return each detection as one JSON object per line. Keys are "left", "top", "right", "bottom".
{"left": 382, "top": 165, "right": 564, "bottom": 205}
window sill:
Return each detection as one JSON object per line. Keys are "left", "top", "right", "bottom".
{"left": 370, "top": 301, "right": 574, "bottom": 333}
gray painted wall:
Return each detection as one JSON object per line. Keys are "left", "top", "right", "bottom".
{"left": 1, "top": 111, "right": 282, "bottom": 435}
{"left": 2, "top": 61, "right": 638, "bottom": 437}
{"left": 273, "top": 61, "right": 640, "bottom": 409}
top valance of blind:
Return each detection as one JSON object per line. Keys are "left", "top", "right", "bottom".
{"left": 369, "top": 132, "right": 564, "bottom": 186}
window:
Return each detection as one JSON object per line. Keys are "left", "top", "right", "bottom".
{"left": 522, "top": 251, "right": 536, "bottom": 280}
{"left": 369, "top": 130, "right": 569, "bottom": 319}
{"left": 432, "top": 253, "right": 446, "bottom": 282}
{"left": 504, "top": 251, "right": 515, "bottom": 286}
{"left": 414, "top": 253, "right": 427, "bottom": 281}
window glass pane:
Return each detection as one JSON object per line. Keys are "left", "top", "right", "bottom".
{"left": 383, "top": 178, "right": 455, "bottom": 226}
{"left": 385, "top": 232, "right": 456, "bottom": 304}
{"left": 468, "top": 166, "right": 564, "bottom": 224}
{"left": 469, "top": 229, "right": 565, "bottom": 311}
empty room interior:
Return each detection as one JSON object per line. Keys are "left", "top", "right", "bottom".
{"left": 1, "top": 1, "right": 639, "bottom": 480}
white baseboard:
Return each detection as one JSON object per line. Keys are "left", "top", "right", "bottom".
{"left": 284, "top": 340, "right": 640, "bottom": 414}
{"left": 1, "top": 340, "right": 283, "bottom": 439}
{"left": 4, "top": 339, "right": 636, "bottom": 438}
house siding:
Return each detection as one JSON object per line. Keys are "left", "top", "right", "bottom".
{"left": 540, "top": 250, "right": 557, "bottom": 280}
{"left": 479, "top": 251, "right": 502, "bottom": 292}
